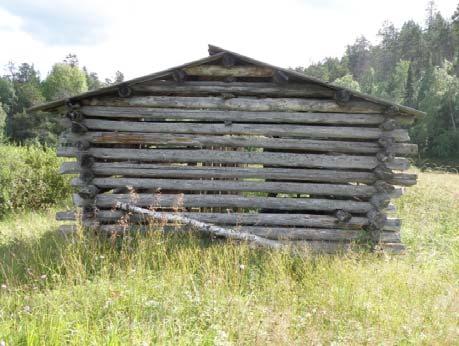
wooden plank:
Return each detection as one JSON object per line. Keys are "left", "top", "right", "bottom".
{"left": 70, "top": 132, "right": 417, "bottom": 155}
{"left": 78, "top": 177, "right": 377, "bottom": 197}
{"left": 81, "top": 106, "right": 398, "bottom": 125}
{"left": 86, "top": 96, "right": 385, "bottom": 114}
{"left": 57, "top": 148, "right": 410, "bottom": 171}
{"left": 183, "top": 65, "right": 273, "bottom": 77}
{"left": 60, "top": 162, "right": 417, "bottom": 186}
{"left": 236, "top": 226, "right": 400, "bottom": 242}
{"left": 57, "top": 210, "right": 401, "bottom": 232}
{"left": 74, "top": 193, "right": 373, "bottom": 213}
{"left": 134, "top": 81, "right": 335, "bottom": 98}
{"left": 69, "top": 118, "right": 410, "bottom": 142}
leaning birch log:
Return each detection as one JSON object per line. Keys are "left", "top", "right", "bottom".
{"left": 68, "top": 118, "right": 410, "bottom": 142}
{"left": 80, "top": 106, "right": 412, "bottom": 125}
{"left": 60, "top": 162, "right": 417, "bottom": 186}
{"left": 66, "top": 132, "right": 418, "bottom": 155}
{"left": 74, "top": 193, "right": 373, "bottom": 213}
{"left": 115, "top": 202, "right": 284, "bottom": 249}
{"left": 85, "top": 95, "right": 385, "bottom": 113}
{"left": 57, "top": 148, "right": 410, "bottom": 171}
{"left": 72, "top": 177, "right": 402, "bottom": 199}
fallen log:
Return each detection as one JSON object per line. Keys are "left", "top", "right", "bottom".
{"left": 115, "top": 202, "right": 284, "bottom": 249}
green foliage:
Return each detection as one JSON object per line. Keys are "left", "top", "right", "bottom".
{"left": 0, "top": 105, "right": 6, "bottom": 141}
{"left": 332, "top": 74, "right": 361, "bottom": 91}
{"left": 0, "top": 145, "right": 72, "bottom": 216}
{"left": 42, "top": 63, "right": 88, "bottom": 101}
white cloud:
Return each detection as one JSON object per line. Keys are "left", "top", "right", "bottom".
{"left": 0, "top": 0, "right": 457, "bottom": 80}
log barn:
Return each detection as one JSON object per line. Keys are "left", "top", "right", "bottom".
{"left": 30, "top": 45, "right": 424, "bottom": 253}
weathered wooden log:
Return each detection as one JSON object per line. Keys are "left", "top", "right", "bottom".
{"left": 57, "top": 147, "right": 410, "bottom": 171}
{"left": 79, "top": 154, "right": 95, "bottom": 169}
{"left": 80, "top": 169, "right": 95, "bottom": 183}
{"left": 237, "top": 226, "right": 400, "bottom": 242}
{"left": 183, "top": 65, "right": 273, "bottom": 77}
{"left": 66, "top": 132, "right": 418, "bottom": 155}
{"left": 74, "top": 193, "right": 373, "bottom": 213}
{"left": 334, "top": 89, "right": 351, "bottom": 104}
{"left": 56, "top": 210, "right": 402, "bottom": 232}
{"left": 115, "top": 202, "right": 284, "bottom": 249}
{"left": 334, "top": 210, "right": 352, "bottom": 223}
{"left": 65, "top": 118, "right": 410, "bottom": 142}
{"left": 380, "top": 119, "right": 398, "bottom": 131}
{"left": 366, "top": 210, "right": 388, "bottom": 229}
{"left": 272, "top": 70, "right": 289, "bottom": 85}
{"left": 85, "top": 95, "right": 386, "bottom": 114}
{"left": 77, "top": 185, "right": 99, "bottom": 199}
{"left": 172, "top": 69, "right": 187, "bottom": 83}
{"left": 72, "top": 177, "right": 377, "bottom": 197}
{"left": 222, "top": 53, "right": 236, "bottom": 67}
{"left": 71, "top": 122, "right": 88, "bottom": 134}
{"left": 117, "top": 84, "right": 132, "bottom": 98}
{"left": 374, "top": 164, "right": 394, "bottom": 180}
{"left": 80, "top": 105, "right": 410, "bottom": 125}
{"left": 59, "top": 162, "right": 417, "bottom": 186}
{"left": 133, "top": 81, "right": 335, "bottom": 98}
{"left": 74, "top": 139, "right": 91, "bottom": 151}
{"left": 66, "top": 110, "right": 84, "bottom": 122}
{"left": 370, "top": 194, "right": 391, "bottom": 210}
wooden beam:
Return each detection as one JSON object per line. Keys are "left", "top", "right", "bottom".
{"left": 72, "top": 118, "right": 410, "bottom": 142}
{"left": 74, "top": 193, "right": 374, "bottom": 213}
{"left": 57, "top": 147, "right": 410, "bottom": 171}
{"left": 183, "top": 65, "right": 273, "bottom": 77}
{"left": 59, "top": 162, "right": 417, "bottom": 186}
{"left": 132, "top": 81, "right": 334, "bottom": 98}
{"left": 81, "top": 105, "right": 398, "bottom": 125}
{"left": 85, "top": 95, "right": 386, "bottom": 113}
{"left": 65, "top": 132, "right": 417, "bottom": 155}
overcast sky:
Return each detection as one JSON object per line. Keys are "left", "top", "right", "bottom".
{"left": 0, "top": 0, "right": 457, "bottom": 81}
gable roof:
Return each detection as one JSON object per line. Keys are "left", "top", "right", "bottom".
{"left": 29, "top": 44, "right": 425, "bottom": 117}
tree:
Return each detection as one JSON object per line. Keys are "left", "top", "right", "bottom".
{"left": 332, "top": 74, "right": 361, "bottom": 92}
{"left": 345, "top": 36, "right": 371, "bottom": 81}
{"left": 83, "top": 67, "right": 103, "bottom": 90}
{"left": 42, "top": 63, "right": 88, "bottom": 100}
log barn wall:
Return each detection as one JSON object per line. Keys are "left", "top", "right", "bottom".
{"left": 31, "top": 45, "right": 423, "bottom": 253}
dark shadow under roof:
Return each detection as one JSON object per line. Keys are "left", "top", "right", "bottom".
{"left": 29, "top": 45, "right": 425, "bottom": 118}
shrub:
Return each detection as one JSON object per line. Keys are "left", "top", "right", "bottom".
{"left": 0, "top": 144, "right": 72, "bottom": 216}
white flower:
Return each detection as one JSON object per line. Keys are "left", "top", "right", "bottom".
{"left": 239, "top": 264, "right": 245, "bottom": 270}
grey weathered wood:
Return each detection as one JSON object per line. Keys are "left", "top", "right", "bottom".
{"left": 116, "top": 202, "right": 284, "bottom": 249}
{"left": 67, "top": 132, "right": 417, "bottom": 155}
{"left": 237, "top": 226, "right": 400, "bottom": 242}
{"left": 57, "top": 148, "right": 410, "bottom": 171}
{"left": 80, "top": 106, "right": 412, "bottom": 125}
{"left": 133, "top": 81, "right": 335, "bottom": 98}
{"left": 73, "top": 193, "right": 373, "bottom": 213}
{"left": 56, "top": 210, "right": 402, "bottom": 232}
{"left": 183, "top": 65, "right": 273, "bottom": 77}
{"left": 85, "top": 95, "right": 386, "bottom": 114}
{"left": 72, "top": 177, "right": 403, "bottom": 199}
{"left": 63, "top": 118, "right": 410, "bottom": 142}
{"left": 59, "top": 162, "right": 417, "bottom": 186}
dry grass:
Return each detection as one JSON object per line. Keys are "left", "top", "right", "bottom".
{"left": 0, "top": 170, "right": 458, "bottom": 345}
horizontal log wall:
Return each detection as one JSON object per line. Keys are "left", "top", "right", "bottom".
{"left": 58, "top": 64, "right": 418, "bottom": 252}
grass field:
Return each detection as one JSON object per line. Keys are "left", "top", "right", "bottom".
{"left": 0, "top": 171, "right": 458, "bottom": 345}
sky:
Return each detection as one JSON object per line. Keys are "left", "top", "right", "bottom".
{"left": 0, "top": 0, "right": 457, "bottom": 81}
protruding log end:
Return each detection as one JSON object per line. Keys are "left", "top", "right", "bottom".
{"left": 273, "top": 70, "right": 289, "bottom": 85}
{"left": 172, "top": 69, "right": 187, "bottom": 83}
{"left": 222, "top": 53, "right": 236, "bottom": 67}
{"left": 334, "top": 89, "right": 351, "bottom": 104}
{"left": 78, "top": 185, "right": 99, "bottom": 199}
{"left": 370, "top": 193, "right": 391, "bottom": 210}
{"left": 380, "top": 119, "right": 398, "bottom": 131}
{"left": 374, "top": 181, "right": 395, "bottom": 194}
{"left": 66, "top": 110, "right": 83, "bottom": 122}
{"left": 71, "top": 122, "right": 88, "bottom": 134}
{"left": 74, "top": 139, "right": 91, "bottom": 151}
{"left": 79, "top": 154, "right": 95, "bottom": 169}
{"left": 367, "top": 209, "right": 388, "bottom": 229}
{"left": 385, "top": 105, "right": 400, "bottom": 115}
{"left": 376, "top": 151, "right": 395, "bottom": 163}
{"left": 378, "top": 136, "right": 395, "bottom": 148}
{"left": 334, "top": 209, "right": 352, "bottom": 223}
{"left": 118, "top": 84, "right": 132, "bottom": 98}
{"left": 80, "top": 169, "right": 95, "bottom": 183}
{"left": 208, "top": 45, "right": 223, "bottom": 56}
{"left": 374, "top": 164, "right": 394, "bottom": 181}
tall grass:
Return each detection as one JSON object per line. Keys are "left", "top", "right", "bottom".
{"left": 0, "top": 171, "right": 458, "bottom": 344}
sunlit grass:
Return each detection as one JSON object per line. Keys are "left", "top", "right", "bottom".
{"left": 0, "top": 171, "right": 458, "bottom": 344}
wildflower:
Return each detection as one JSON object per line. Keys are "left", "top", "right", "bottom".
{"left": 23, "top": 305, "right": 31, "bottom": 313}
{"left": 40, "top": 274, "right": 47, "bottom": 280}
{"left": 239, "top": 264, "right": 245, "bottom": 270}
{"left": 1, "top": 284, "right": 6, "bottom": 290}
{"left": 0, "top": 340, "right": 6, "bottom": 346}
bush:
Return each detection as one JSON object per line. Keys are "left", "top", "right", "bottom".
{"left": 0, "top": 145, "right": 72, "bottom": 216}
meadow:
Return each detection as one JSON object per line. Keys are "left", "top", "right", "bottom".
{"left": 0, "top": 152, "right": 458, "bottom": 344}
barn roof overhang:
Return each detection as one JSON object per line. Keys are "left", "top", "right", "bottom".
{"left": 29, "top": 44, "right": 425, "bottom": 118}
